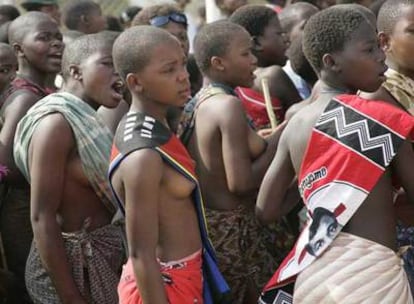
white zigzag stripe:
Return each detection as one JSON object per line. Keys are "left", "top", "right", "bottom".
{"left": 315, "top": 106, "right": 395, "bottom": 165}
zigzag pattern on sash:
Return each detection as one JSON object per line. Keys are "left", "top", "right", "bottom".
{"left": 315, "top": 99, "right": 403, "bottom": 168}
{"left": 316, "top": 106, "right": 395, "bottom": 164}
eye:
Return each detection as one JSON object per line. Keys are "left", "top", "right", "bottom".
{"left": 328, "top": 223, "right": 337, "bottom": 236}
{"left": 315, "top": 239, "right": 325, "bottom": 251}
{"left": 37, "top": 33, "right": 52, "bottom": 41}
{"left": 102, "top": 61, "right": 114, "bottom": 67}
{"left": 0, "top": 67, "right": 10, "bottom": 73}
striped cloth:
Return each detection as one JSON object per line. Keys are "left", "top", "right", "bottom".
{"left": 294, "top": 232, "right": 413, "bottom": 303}
{"left": 13, "top": 92, "right": 116, "bottom": 214}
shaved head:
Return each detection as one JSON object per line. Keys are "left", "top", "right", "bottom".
{"left": 113, "top": 25, "right": 179, "bottom": 80}
{"left": 8, "top": 11, "right": 56, "bottom": 45}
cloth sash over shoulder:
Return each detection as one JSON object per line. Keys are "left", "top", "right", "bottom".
{"left": 108, "top": 111, "right": 230, "bottom": 303}
{"left": 13, "top": 92, "right": 117, "bottom": 214}
{"left": 260, "top": 94, "right": 414, "bottom": 303}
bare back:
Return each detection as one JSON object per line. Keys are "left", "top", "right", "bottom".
{"left": 285, "top": 95, "right": 412, "bottom": 250}
{"left": 187, "top": 93, "right": 267, "bottom": 210}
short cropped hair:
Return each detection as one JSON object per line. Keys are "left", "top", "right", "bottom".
{"left": 302, "top": 6, "right": 367, "bottom": 72}
{"left": 0, "top": 5, "right": 20, "bottom": 23}
{"left": 8, "top": 11, "right": 53, "bottom": 45}
{"left": 229, "top": 5, "right": 276, "bottom": 38}
{"left": 194, "top": 21, "right": 247, "bottom": 74}
{"left": 278, "top": 2, "right": 319, "bottom": 34}
{"left": 113, "top": 25, "right": 178, "bottom": 80}
{"left": 62, "top": 0, "right": 100, "bottom": 30}
{"left": 377, "top": 0, "right": 414, "bottom": 35}
{"left": 132, "top": 4, "right": 183, "bottom": 27}
{"left": 288, "top": 35, "right": 318, "bottom": 84}
{"left": 61, "top": 31, "right": 119, "bottom": 80}
{"left": 369, "top": 0, "right": 386, "bottom": 18}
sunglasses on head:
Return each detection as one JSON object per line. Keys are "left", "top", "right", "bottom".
{"left": 149, "top": 12, "right": 188, "bottom": 28}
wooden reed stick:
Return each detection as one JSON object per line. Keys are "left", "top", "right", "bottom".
{"left": 261, "top": 78, "right": 278, "bottom": 129}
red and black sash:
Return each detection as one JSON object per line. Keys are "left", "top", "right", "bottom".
{"left": 108, "top": 111, "right": 230, "bottom": 304}
{"left": 260, "top": 94, "right": 414, "bottom": 303}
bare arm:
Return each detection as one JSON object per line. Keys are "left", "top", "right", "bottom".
{"left": 267, "top": 66, "right": 302, "bottom": 110}
{"left": 120, "top": 149, "right": 168, "bottom": 304}
{"left": 256, "top": 124, "right": 296, "bottom": 224}
{"left": 29, "top": 113, "right": 87, "bottom": 304}
{"left": 392, "top": 138, "right": 414, "bottom": 204}
{"left": 0, "top": 92, "right": 39, "bottom": 182}
{"left": 218, "top": 96, "right": 285, "bottom": 195}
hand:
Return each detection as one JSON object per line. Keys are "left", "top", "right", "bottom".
{"left": 265, "top": 120, "right": 287, "bottom": 148}
{"left": 257, "top": 128, "right": 273, "bottom": 138}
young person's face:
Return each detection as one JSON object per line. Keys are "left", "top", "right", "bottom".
{"left": 20, "top": 18, "right": 64, "bottom": 74}
{"left": 137, "top": 40, "right": 190, "bottom": 108}
{"left": 78, "top": 48, "right": 123, "bottom": 109}
{"left": 220, "top": 30, "right": 257, "bottom": 88}
{"left": 288, "top": 9, "right": 318, "bottom": 47}
{"left": 258, "top": 16, "right": 289, "bottom": 66}
{"left": 163, "top": 21, "right": 189, "bottom": 56}
{"left": 386, "top": 5, "right": 414, "bottom": 78}
{"left": 334, "top": 21, "right": 386, "bottom": 93}
{"left": 86, "top": 8, "right": 107, "bottom": 34}
{"left": 40, "top": 4, "right": 61, "bottom": 25}
{"left": 0, "top": 49, "right": 17, "bottom": 92}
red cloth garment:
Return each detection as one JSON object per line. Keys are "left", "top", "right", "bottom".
{"left": 108, "top": 112, "right": 230, "bottom": 303}
{"left": 260, "top": 94, "right": 414, "bottom": 303}
{"left": 118, "top": 250, "right": 203, "bottom": 304}
{"left": 235, "top": 87, "right": 284, "bottom": 129}
{"left": 2, "top": 76, "right": 53, "bottom": 100}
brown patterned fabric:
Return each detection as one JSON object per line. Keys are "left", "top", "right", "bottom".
{"left": 25, "top": 224, "right": 125, "bottom": 304}
{"left": 382, "top": 68, "right": 414, "bottom": 114}
{"left": 205, "top": 204, "right": 293, "bottom": 304}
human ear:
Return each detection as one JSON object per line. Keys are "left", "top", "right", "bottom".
{"left": 211, "top": 56, "right": 225, "bottom": 71}
{"left": 322, "top": 53, "right": 340, "bottom": 72}
{"left": 80, "top": 14, "right": 88, "bottom": 25}
{"left": 378, "top": 32, "right": 390, "bottom": 52}
{"left": 12, "top": 43, "right": 23, "bottom": 58}
{"left": 69, "top": 64, "right": 82, "bottom": 80}
{"left": 126, "top": 73, "right": 143, "bottom": 93}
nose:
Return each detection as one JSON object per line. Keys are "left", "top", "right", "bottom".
{"left": 282, "top": 32, "right": 290, "bottom": 46}
{"left": 52, "top": 38, "right": 64, "bottom": 49}
{"left": 178, "top": 65, "right": 189, "bottom": 82}
{"left": 251, "top": 52, "right": 258, "bottom": 67}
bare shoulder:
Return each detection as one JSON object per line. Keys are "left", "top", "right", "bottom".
{"left": 360, "top": 87, "right": 405, "bottom": 110}
{"left": 3, "top": 90, "right": 40, "bottom": 114}
{"left": 31, "top": 113, "right": 75, "bottom": 149}
{"left": 260, "top": 65, "right": 301, "bottom": 107}
{"left": 119, "top": 148, "right": 163, "bottom": 181}
{"left": 199, "top": 94, "right": 244, "bottom": 122}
